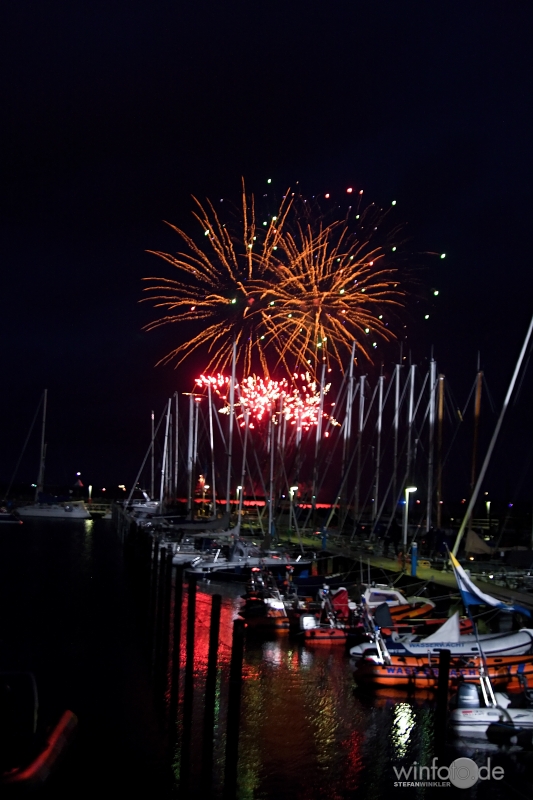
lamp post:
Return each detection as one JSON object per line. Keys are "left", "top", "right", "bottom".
{"left": 403, "top": 486, "right": 417, "bottom": 549}
{"left": 289, "top": 486, "right": 298, "bottom": 533}
{"left": 236, "top": 485, "right": 243, "bottom": 520}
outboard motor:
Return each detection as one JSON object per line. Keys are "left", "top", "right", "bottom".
{"left": 456, "top": 683, "right": 480, "bottom": 709}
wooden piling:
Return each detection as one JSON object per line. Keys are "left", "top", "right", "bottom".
{"left": 201, "top": 594, "right": 222, "bottom": 796}
{"left": 434, "top": 648, "right": 451, "bottom": 751}
{"left": 223, "top": 618, "right": 245, "bottom": 800}
{"left": 169, "top": 564, "right": 184, "bottom": 731}
{"left": 179, "top": 574, "right": 197, "bottom": 794}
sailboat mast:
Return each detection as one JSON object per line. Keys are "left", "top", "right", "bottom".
{"left": 373, "top": 372, "right": 384, "bottom": 525}
{"left": 36, "top": 389, "right": 47, "bottom": 501}
{"left": 436, "top": 374, "right": 445, "bottom": 529}
{"left": 187, "top": 394, "right": 194, "bottom": 515}
{"left": 311, "top": 361, "right": 326, "bottom": 512}
{"left": 426, "top": 358, "right": 437, "bottom": 532}
{"left": 452, "top": 311, "right": 533, "bottom": 556}
{"left": 174, "top": 392, "right": 179, "bottom": 500}
{"left": 226, "top": 341, "right": 236, "bottom": 514}
{"left": 354, "top": 375, "right": 366, "bottom": 518}
{"left": 392, "top": 363, "right": 401, "bottom": 509}
{"left": 470, "top": 365, "right": 483, "bottom": 494}
{"left": 406, "top": 364, "right": 416, "bottom": 483}
{"left": 150, "top": 410, "right": 155, "bottom": 499}
{"left": 268, "top": 413, "right": 275, "bottom": 540}
{"left": 159, "top": 398, "right": 171, "bottom": 509}
{"left": 207, "top": 384, "right": 216, "bottom": 514}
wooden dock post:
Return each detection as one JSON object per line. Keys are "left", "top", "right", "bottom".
{"left": 223, "top": 618, "right": 245, "bottom": 799}
{"left": 434, "top": 648, "right": 451, "bottom": 751}
{"left": 201, "top": 594, "right": 222, "bottom": 796}
{"left": 179, "top": 574, "right": 197, "bottom": 794}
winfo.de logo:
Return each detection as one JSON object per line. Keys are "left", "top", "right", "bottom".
{"left": 393, "top": 757, "right": 504, "bottom": 788}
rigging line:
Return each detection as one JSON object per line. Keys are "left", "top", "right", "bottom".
{"left": 482, "top": 374, "right": 497, "bottom": 416}
{"left": 362, "top": 377, "right": 378, "bottom": 429}
{"left": 3, "top": 392, "right": 45, "bottom": 502}
{"left": 512, "top": 345, "right": 532, "bottom": 406}
{"left": 496, "top": 441, "right": 533, "bottom": 545}
{"left": 459, "top": 373, "right": 479, "bottom": 420}
{"left": 126, "top": 405, "right": 166, "bottom": 507}
{"left": 412, "top": 371, "right": 429, "bottom": 420}
{"left": 211, "top": 394, "right": 228, "bottom": 454}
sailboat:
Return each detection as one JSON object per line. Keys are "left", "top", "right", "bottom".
{"left": 16, "top": 391, "right": 91, "bottom": 521}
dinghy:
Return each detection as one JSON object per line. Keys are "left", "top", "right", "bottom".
{"left": 354, "top": 652, "right": 533, "bottom": 690}
{"left": 451, "top": 683, "right": 533, "bottom": 745}
{"left": 349, "top": 612, "right": 533, "bottom": 659}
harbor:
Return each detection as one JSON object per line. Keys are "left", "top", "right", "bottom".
{"left": 3, "top": 7, "right": 533, "bottom": 796}
{"left": 4, "top": 511, "right": 533, "bottom": 797}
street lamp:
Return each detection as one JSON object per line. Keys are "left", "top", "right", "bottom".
{"left": 289, "top": 486, "right": 298, "bottom": 532}
{"left": 403, "top": 486, "right": 417, "bottom": 549}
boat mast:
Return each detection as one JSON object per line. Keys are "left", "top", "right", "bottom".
{"left": 159, "top": 398, "right": 171, "bottom": 510}
{"left": 373, "top": 370, "right": 384, "bottom": 526}
{"left": 467, "top": 360, "right": 483, "bottom": 532}
{"left": 150, "top": 410, "right": 155, "bottom": 499}
{"left": 187, "top": 394, "right": 194, "bottom": 515}
{"left": 342, "top": 342, "right": 356, "bottom": 497}
{"left": 452, "top": 313, "right": 533, "bottom": 557}
{"left": 406, "top": 364, "right": 416, "bottom": 484}
{"left": 311, "top": 361, "right": 326, "bottom": 514}
{"left": 36, "top": 389, "right": 47, "bottom": 501}
{"left": 392, "top": 362, "right": 401, "bottom": 512}
{"left": 436, "top": 374, "right": 445, "bottom": 529}
{"left": 268, "top": 412, "right": 275, "bottom": 541}
{"left": 225, "top": 341, "right": 236, "bottom": 514}
{"left": 174, "top": 392, "right": 179, "bottom": 501}
{"left": 192, "top": 396, "right": 200, "bottom": 516}
{"left": 207, "top": 383, "right": 216, "bottom": 515}
{"left": 354, "top": 374, "right": 366, "bottom": 519}
{"left": 426, "top": 357, "right": 437, "bottom": 532}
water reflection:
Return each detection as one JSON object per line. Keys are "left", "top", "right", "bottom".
{"left": 391, "top": 702, "right": 415, "bottom": 758}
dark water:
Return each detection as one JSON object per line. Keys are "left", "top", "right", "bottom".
{"left": 1, "top": 520, "right": 532, "bottom": 799}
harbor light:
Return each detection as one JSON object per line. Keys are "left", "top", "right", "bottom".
{"left": 289, "top": 486, "right": 298, "bottom": 532}
{"left": 402, "top": 486, "right": 417, "bottom": 549}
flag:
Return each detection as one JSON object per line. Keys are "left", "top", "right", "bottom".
{"left": 449, "top": 550, "right": 530, "bottom": 617}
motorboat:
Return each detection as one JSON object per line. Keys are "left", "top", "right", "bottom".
{"left": 450, "top": 682, "right": 533, "bottom": 745}
{"left": 299, "top": 586, "right": 364, "bottom": 646}
{"left": 16, "top": 500, "right": 91, "bottom": 520}
{"left": 362, "top": 584, "right": 436, "bottom": 620}
{"left": 238, "top": 568, "right": 290, "bottom": 633}
{"left": 354, "top": 652, "right": 533, "bottom": 690}
{"left": 152, "top": 510, "right": 231, "bottom": 532}
{"left": 185, "top": 538, "right": 313, "bottom": 579}
{"left": 349, "top": 612, "right": 533, "bottom": 659}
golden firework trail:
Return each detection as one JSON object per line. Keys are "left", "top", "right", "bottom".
{"left": 142, "top": 182, "right": 409, "bottom": 376}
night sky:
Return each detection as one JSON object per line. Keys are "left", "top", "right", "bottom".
{"left": 1, "top": 4, "right": 532, "bottom": 504}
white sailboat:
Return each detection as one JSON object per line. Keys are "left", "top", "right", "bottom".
{"left": 16, "top": 391, "right": 91, "bottom": 521}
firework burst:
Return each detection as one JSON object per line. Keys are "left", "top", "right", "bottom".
{"left": 195, "top": 372, "right": 337, "bottom": 430}
{"left": 261, "top": 196, "right": 408, "bottom": 371}
{"left": 142, "top": 181, "right": 293, "bottom": 374}
{"left": 143, "top": 182, "right": 411, "bottom": 376}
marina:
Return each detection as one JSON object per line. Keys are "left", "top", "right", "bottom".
{"left": 3, "top": 5, "right": 533, "bottom": 798}
{"left": 4, "top": 513, "right": 533, "bottom": 797}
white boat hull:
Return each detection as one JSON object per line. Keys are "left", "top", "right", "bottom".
{"left": 451, "top": 707, "right": 533, "bottom": 738}
{"left": 351, "top": 630, "right": 533, "bottom": 659}
{"left": 17, "top": 503, "right": 91, "bottom": 520}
